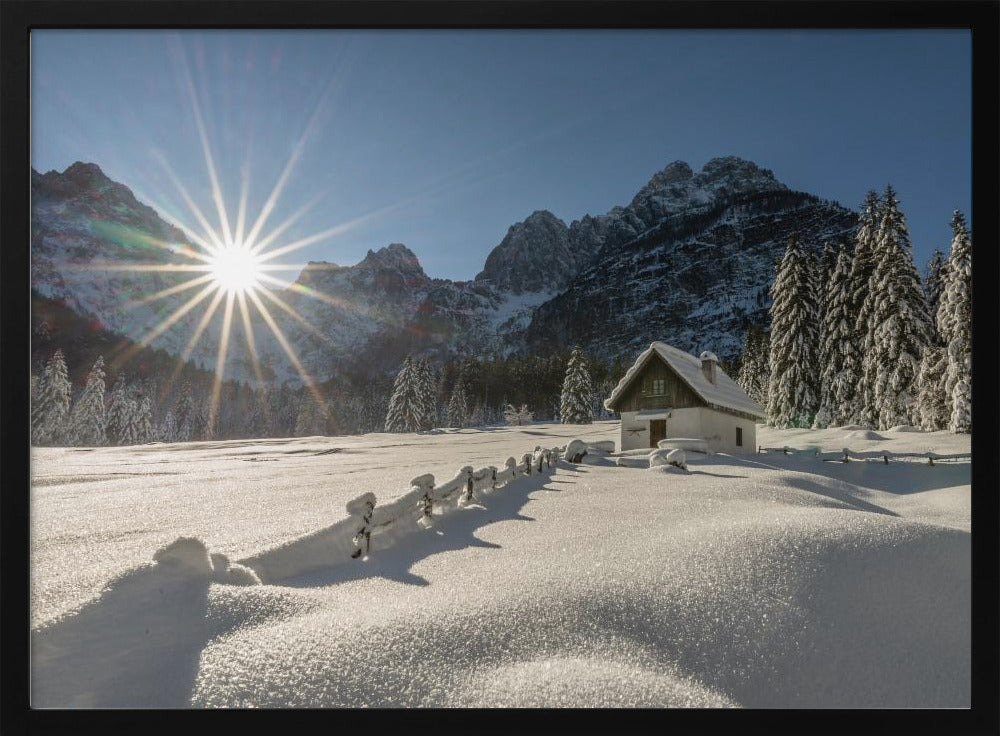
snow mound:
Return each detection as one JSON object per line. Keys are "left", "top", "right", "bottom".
{"left": 836, "top": 424, "right": 867, "bottom": 431}
{"left": 843, "top": 429, "right": 887, "bottom": 441}
{"left": 210, "top": 553, "right": 261, "bottom": 586}
{"left": 888, "top": 425, "right": 922, "bottom": 433}
{"left": 152, "top": 537, "right": 213, "bottom": 576}
{"left": 586, "top": 440, "right": 615, "bottom": 454}
{"left": 564, "top": 439, "right": 588, "bottom": 463}
{"left": 649, "top": 448, "right": 687, "bottom": 470}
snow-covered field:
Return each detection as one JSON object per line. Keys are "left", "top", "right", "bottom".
{"left": 30, "top": 421, "right": 971, "bottom": 708}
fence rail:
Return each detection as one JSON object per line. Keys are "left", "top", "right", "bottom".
{"left": 757, "top": 446, "right": 971, "bottom": 466}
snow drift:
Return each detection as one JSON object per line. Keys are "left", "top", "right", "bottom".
{"left": 30, "top": 422, "right": 970, "bottom": 708}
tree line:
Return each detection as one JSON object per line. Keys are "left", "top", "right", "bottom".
{"left": 737, "top": 186, "right": 971, "bottom": 433}
{"left": 30, "top": 341, "right": 623, "bottom": 446}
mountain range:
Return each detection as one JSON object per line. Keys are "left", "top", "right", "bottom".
{"left": 31, "top": 156, "right": 858, "bottom": 383}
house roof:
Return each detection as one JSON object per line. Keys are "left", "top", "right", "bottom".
{"left": 604, "top": 341, "right": 767, "bottom": 419}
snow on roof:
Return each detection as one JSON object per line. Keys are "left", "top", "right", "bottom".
{"left": 605, "top": 341, "right": 766, "bottom": 419}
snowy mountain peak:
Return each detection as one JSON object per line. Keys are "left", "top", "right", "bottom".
{"left": 358, "top": 243, "right": 426, "bottom": 277}
{"left": 475, "top": 209, "right": 583, "bottom": 294}
{"left": 698, "top": 156, "right": 783, "bottom": 189}
{"left": 641, "top": 160, "right": 694, "bottom": 192}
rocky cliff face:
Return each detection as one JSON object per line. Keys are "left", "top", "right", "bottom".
{"left": 520, "top": 157, "right": 857, "bottom": 360}
{"left": 475, "top": 209, "right": 595, "bottom": 295}
{"left": 31, "top": 157, "right": 857, "bottom": 383}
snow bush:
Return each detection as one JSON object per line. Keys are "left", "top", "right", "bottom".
{"left": 503, "top": 403, "right": 533, "bottom": 426}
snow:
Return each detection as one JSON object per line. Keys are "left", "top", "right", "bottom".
{"left": 843, "top": 429, "right": 887, "bottom": 441}
{"left": 31, "top": 420, "right": 970, "bottom": 707}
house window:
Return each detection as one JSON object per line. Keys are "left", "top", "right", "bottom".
{"left": 651, "top": 379, "right": 666, "bottom": 396}
{"left": 736, "top": 427, "right": 743, "bottom": 447}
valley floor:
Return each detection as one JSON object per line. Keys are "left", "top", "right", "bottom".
{"left": 29, "top": 421, "right": 971, "bottom": 708}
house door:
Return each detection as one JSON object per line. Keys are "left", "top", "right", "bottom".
{"left": 649, "top": 419, "right": 666, "bottom": 448}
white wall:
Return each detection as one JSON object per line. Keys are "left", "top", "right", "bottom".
{"left": 618, "top": 408, "right": 757, "bottom": 454}
{"left": 619, "top": 411, "right": 652, "bottom": 451}
{"left": 697, "top": 409, "right": 757, "bottom": 454}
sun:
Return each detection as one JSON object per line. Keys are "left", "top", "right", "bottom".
{"left": 209, "top": 244, "right": 262, "bottom": 294}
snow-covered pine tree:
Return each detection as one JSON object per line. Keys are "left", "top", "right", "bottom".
{"left": 172, "top": 380, "right": 197, "bottom": 442}
{"left": 915, "top": 346, "right": 950, "bottom": 430}
{"left": 924, "top": 249, "right": 949, "bottom": 342}
{"left": 467, "top": 400, "right": 486, "bottom": 428}
{"left": 385, "top": 356, "right": 423, "bottom": 433}
{"left": 767, "top": 233, "right": 821, "bottom": 428}
{"left": 294, "top": 392, "right": 324, "bottom": 436}
{"left": 938, "top": 210, "right": 972, "bottom": 432}
{"left": 106, "top": 376, "right": 131, "bottom": 445}
{"left": 69, "top": 355, "right": 108, "bottom": 445}
{"left": 446, "top": 378, "right": 468, "bottom": 429}
{"left": 736, "top": 325, "right": 770, "bottom": 409}
{"left": 158, "top": 410, "right": 179, "bottom": 441}
{"left": 815, "top": 247, "right": 857, "bottom": 428}
{"left": 863, "top": 185, "right": 932, "bottom": 429}
{"left": 848, "top": 190, "right": 882, "bottom": 426}
{"left": 135, "top": 392, "right": 154, "bottom": 443}
{"left": 415, "top": 359, "right": 439, "bottom": 430}
{"left": 32, "top": 349, "right": 72, "bottom": 445}
{"left": 560, "top": 345, "right": 593, "bottom": 424}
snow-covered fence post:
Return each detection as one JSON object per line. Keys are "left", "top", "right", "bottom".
{"left": 842, "top": 448, "right": 849, "bottom": 463}
{"left": 490, "top": 466, "right": 497, "bottom": 490}
{"left": 346, "top": 493, "right": 377, "bottom": 559}
{"left": 506, "top": 456, "right": 518, "bottom": 481}
{"left": 522, "top": 453, "right": 532, "bottom": 476}
{"left": 411, "top": 474, "right": 435, "bottom": 528}
{"left": 464, "top": 465, "right": 475, "bottom": 503}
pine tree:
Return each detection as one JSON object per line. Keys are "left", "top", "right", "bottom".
{"left": 915, "top": 346, "right": 949, "bottom": 430}
{"left": 70, "top": 355, "right": 108, "bottom": 446}
{"left": 135, "top": 393, "right": 154, "bottom": 443}
{"left": 159, "top": 410, "right": 179, "bottom": 441}
{"left": 924, "top": 249, "right": 949, "bottom": 342}
{"left": 849, "top": 190, "right": 882, "bottom": 425}
{"left": 863, "top": 185, "right": 931, "bottom": 429}
{"left": 294, "top": 392, "right": 325, "bottom": 436}
{"left": 737, "top": 326, "right": 770, "bottom": 409}
{"left": 414, "top": 359, "right": 439, "bottom": 430}
{"left": 560, "top": 346, "right": 593, "bottom": 424}
{"left": 938, "top": 210, "right": 972, "bottom": 433}
{"left": 446, "top": 372, "right": 469, "bottom": 429}
{"left": 32, "top": 349, "right": 72, "bottom": 445}
{"left": 767, "top": 233, "right": 821, "bottom": 428}
{"left": 106, "top": 376, "right": 131, "bottom": 445}
{"left": 385, "top": 356, "right": 423, "bottom": 433}
{"left": 815, "top": 248, "right": 857, "bottom": 427}
{"left": 173, "top": 380, "right": 197, "bottom": 442}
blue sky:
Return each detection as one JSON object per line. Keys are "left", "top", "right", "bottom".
{"left": 32, "top": 30, "right": 971, "bottom": 280}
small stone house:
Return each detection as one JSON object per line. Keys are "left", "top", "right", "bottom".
{"left": 604, "top": 342, "right": 766, "bottom": 454}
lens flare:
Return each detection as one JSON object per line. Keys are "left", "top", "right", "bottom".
{"left": 209, "top": 245, "right": 262, "bottom": 294}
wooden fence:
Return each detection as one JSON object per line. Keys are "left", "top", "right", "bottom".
{"left": 240, "top": 444, "right": 567, "bottom": 583}
{"left": 757, "top": 446, "right": 971, "bottom": 466}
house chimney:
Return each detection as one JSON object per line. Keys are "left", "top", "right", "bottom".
{"left": 699, "top": 351, "right": 718, "bottom": 384}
